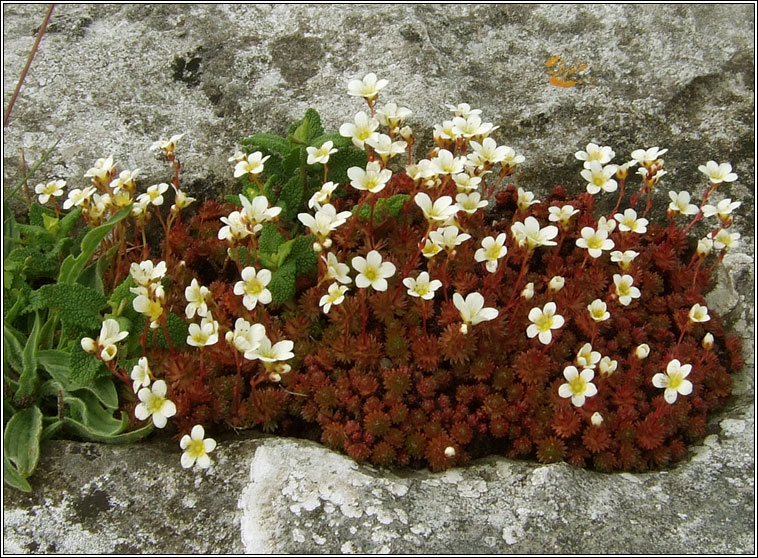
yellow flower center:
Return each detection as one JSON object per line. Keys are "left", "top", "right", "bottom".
{"left": 586, "top": 236, "right": 603, "bottom": 250}
{"left": 363, "top": 267, "right": 379, "bottom": 282}
{"left": 147, "top": 394, "right": 166, "bottom": 414}
{"left": 535, "top": 314, "right": 553, "bottom": 332}
{"left": 245, "top": 280, "right": 263, "bottom": 296}
{"left": 667, "top": 371, "right": 684, "bottom": 391}
{"left": 617, "top": 283, "right": 631, "bottom": 297}
{"left": 593, "top": 175, "right": 606, "bottom": 187}
{"left": 185, "top": 439, "right": 206, "bottom": 459}
{"left": 485, "top": 244, "right": 502, "bottom": 260}
{"left": 569, "top": 375, "right": 587, "bottom": 395}
{"left": 414, "top": 284, "right": 430, "bottom": 296}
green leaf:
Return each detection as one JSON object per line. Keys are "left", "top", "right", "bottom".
{"left": 29, "top": 203, "right": 55, "bottom": 228}
{"left": 351, "top": 194, "right": 411, "bottom": 224}
{"left": 4, "top": 405, "right": 43, "bottom": 477}
{"left": 327, "top": 147, "right": 368, "bottom": 185}
{"left": 4, "top": 454, "right": 32, "bottom": 492}
{"left": 17, "top": 312, "right": 41, "bottom": 398}
{"left": 58, "top": 205, "right": 131, "bottom": 284}
{"left": 152, "top": 312, "right": 188, "bottom": 350}
{"left": 310, "top": 133, "right": 352, "bottom": 149}
{"left": 282, "top": 147, "right": 302, "bottom": 177}
{"left": 269, "top": 259, "right": 297, "bottom": 304}
{"left": 289, "top": 235, "right": 318, "bottom": 276}
{"left": 258, "top": 222, "right": 285, "bottom": 254}
{"left": 277, "top": 175, "right": 304, "bottom": 221}
{"left": 78, "top": 244, "right": 119, "bottom": 295}
{"left": 38, "top": 349, "right": 120, "bottom": 409}
{"left": 3, "top": 321, "right": 26, "bottom": 375}
{"left": 69, "top": 342, "right": 106, "bottom": 386}
{"left": 224, "top": 194, "right": 243, "bottom": 206}
{"left": 57, "top": 207, "right": 82, "bottom": 238}
{"left": 108, "top": 275, "right": 136, "bottom": 311}
{"left": 29, "top": 283, "right": 107, "bottom": 334}
{"left": 5, "top": 246, "right": 58, "bottom": 279}
{"left": 62, "top": 392, "right": 127, "bottom": 439}
{"left": 41, "top": 420, "right": 65, "bottom": 441}
{"left": 63, "top": 420, "right": 154, "bottom": 444}
{"left": 3, "top": 200, "right": 19, "bottom": 259}
{"left": 292, "top": 108, "right": 324, "bottom": 142}
{"left": 241, "top": 133, "right": 291, "bottom": 156}
{"left": 276, "top": 238, "right": 296, "bottom": 267}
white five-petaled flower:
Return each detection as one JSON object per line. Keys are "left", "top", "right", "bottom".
{"left": 452, "top": 114, "right": 496, "bottom": 139}
{"left": 35, "top": 180, "right": 66, "bottom": 204}
{"left": 246, "top": 336, "right": 295, "bottom": 363}
{"left": 610, "top": 250, "right": 639, "bottom": 270}
{"left": 234, "top": 151, "right": 270, "bottom": 178}
{"left": 225, "top": 318, "right": 266, "bottom": 354}
{"left": 526, "top": 302, "right": 565, "bottom": 345}
{"left": 446, "top": 102, "right": 482, "bottom": 118}
{"left": 376, "top": 102, "right": 412, "bottom": 128}
{"left": 468, "top": 137, "right": 509, "bottom": 165}
{"left": 631, "top": 147, "right": 668, "bottom": 167}
{"left": 414, "top": 192, "right": 460, "bottom": 223}
{"left": 429, "top": 225, "right": 471, "bottom": 252}
{"left": 298, "top": 204, "right": 351, "bottom": 240}
{"left": 84, "top": 156, "right": 115, "bottom": 182}
{"left": 599, "top": 356, "right": 618, "bottom": 376}
{"left": 130, "top": 260, "right": 167, "bottom": 287}
{"left": 455, "top": 192, "right": 488, "bottom": 215}
{"left": 63, "top": 186, "right": 97, "bottom": 210}
{"left": 138, "top": 183, "right": 170, "bottom": 207}
{"left": 575, "top": 343, "right": 601, "bottom": 369}
{"left": 171, "top": 184, "right": 196, "bottom": 212}
{"left": 697, "top": 237, "right": 714, "bottom": 257}
{"left": 652, "top": 359, "right": 693, "bottom": 404}
{"left": 187, "top": 319, "right": 219, "bottom": 347}
{"left": 322, "top": 252, "right": 352, "bottom": 284}
{"left": 575, "top": 143, "right": 615, "bottom": 168}
{"left": 709, "top": 229, "right": 740, "bottom": 250}
{"left": 133, "top": 295, "right": 164, "bottom": 328}
{"left": 308, "top": 181, "right": 340, "bottom": 209}
{"left": 151, "top": 133, "right": 185, "bottom": 154}
{"left": 516, "top": 188, "right": 539, "bottom": 211}
{"left": 587, "top": 299, "right": 610, "bottom": 322}
{"left": 218, "top": 210, "right": 252, "bottom": 242}
{"left": 558, "top": 366, "right": 598, "bottom": 407}
{"left": 234, "top": 267, "right": 272, "bottom": 310}
{"left": 614, "top": 208, "right": 648, "bottom": 234}
{"left": 306, "top": 141, "right": 338, "bottom": 166}
{"left": 80, "top": 319, "right": 129, "bottom": 362}
{"left": 548, "top": 204, "right": 579, "bottom": 228}
{"left": 613, "top": 274, "right": 641, "bottom": 306}
{"left": 702, "top": 198, "right": 741, "bottom": 222}
{"left": 339, "top": 111, "right": 380, "bottom": 149}
{"left": 348, "top": 161, "right": 392, "bottom": 194}
{"left": 698, "top": 161, "right": 738, "bottom": 184}
{"left": 576, "top": 226, "right": 615, "bottom": 258}
{"left": 453, "top": 292, "right": 498, "bottom": 332}
{"left": 109, "top": 169, "right": 141, "bottom": 193}
{"left": 239, "top": 194, "right": 282, "bottom": 232}
{"left": 320, "top": 283, "right": 349, "bottom": 314}
{"left": 452, "top": 172, "right": 482, "bottom": 192}
{"left": 431, "top": 149, "right": 466, "bottom": 175}
{"left": 580, "top": 161, "right": 618, "bottom": 194}
{"left": 352, "top": 250, "right": 396, "bottom": 291}
{"left": 347, "top": 72, "right": 388, "bottom": 100}
{"left": 135, "top": 380, "right": 176, "bottom": 428}
{"left": 180, "top": 424, "right": 217, "bottom": 469}
{"left": 403, "top": 271, "right": 442, "bottom": 300}
{"left": 688, "top": 303, "right": 710, "bottom": 323}
{"left": 421, "top": 238, "right": 443, "bottom": 258}
{"left": 474, "top": 233, "right": 507, "bottom": 273}
{"left": 130, "top": 357, "right": 151, "bottom": 394}
{"left": 668, "top": 191, "right": 700, "bottom": 216}
{"left": 510, "top": 216, "right": 558, "bottom": 250}
{"left": 365, "top": 134, "right": 407, "bottom": 161}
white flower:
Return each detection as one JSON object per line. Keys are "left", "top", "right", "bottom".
{"left": 698, "top": 161, "right": 738, "bottom": 184}
{"left": 375, "top": 102, "right": 412, "bottom": 128}
{"left": 575, "top": 143, "right": 615, "bottom": 168}
{"left": 84, "top": 156, "right": 115, "bottom": 181}
{"left": 452, "top": 114, "right": 495, "bottom": 138}
{"left": 421, "top": 238, "right": 443, "bottom": 258}
{"left": 697, "top": 237, "right": 714, "bottom": 257}
{"left": 63, "top": 186, "right": 96, "bottom": 210}
{"left": 702, "top": 198, "right": 741, "bottom": 221}
{"left": 225, "top": 318, "right": 266, "bottom": 354}
{"left": 109, "top": 169, "right": 140, "bottom": 193}
{"left": 234, "top": 267, "right": 272, "bottom": 310}
{"left": 184, "top": 278, "right": 210, "bottom": 319}
{"left": 468, "top": 137, "right": 509, "bottom": 165}
{"left": 548, "top": 275, "right": 565, "bottom": 293}
{"left": 135, "top": 380, "right": 176, "bottom": 428}
{"left": 322, "top": 252, "right": 352, "bottom": 284}
{"left": 348, "top": 161, "right": 392, "bottom": 194}
{"left": 298, "top": 204, "right": 351, "bottom": 240}
{"left": 308, "top": 181, "right": 340, "bottom": 209}
{"left": 610, "top": 250, "right": 639, "bottom": 270}
{"left": 452, "top": 172, "right": 482, "bottom": 192}
{"left": 245, "top": 336, "right": 295, "bottom": 363}
{"left": 35, "top": 180, "right": 65, "bottom": 204}
{"left": 171, "top": 185, "right": 196, "bottom": 212}
{"left": 218, "top": 210, "right": 252, "bottom": 242}
{"left": 228, "top": 150, "right": 246, "bottom": 164}
{"left": 180, "top": 425, "right": 217, "bottom": 469}
{"left": 510, "top": 216, "right": 558, "bottom": 250}
{"left": 453, "top": 292, "right": 498, "bottom": 329}
{"left": 709, "top": 229, "right": 740, "bottom": 250}
{"left": 580, "top": 161, "right": 618, "bottom": 194}
{"left": 431, "top": 149, "right": 466, "bottom": 175}
{"left": 234, "top": 151, "right": 270, "bottom": 178}
{"left": 347, "top": 72, "right": 388, "bottom": 100}
{"left": 575, "top": 343, "right": 601, "bottom": 369}
{"left": 526, "top": 302, "right": 565, "bottom": 345}
{"left": 137, "top": 183, "right": 169, "bottom": 207}
{"left": 429, "top": 225, "right": 471, "bottom": 252}
{"left": 446, "top": 102, "right": 482, "bottom": 118}
{"left": 613, "top": 274, "right": 641, "bottom": 306}
{"left": 596, "top": 216, "right": 617, "bottom": 234}
{"left": 576, "top": 226, "right": 615, "bottom": 258}
{"left": 151, "top": 133, "right": 185, "bottom": 154}
{"left": 702, "top": 333, "right": 714, "bottom": 350}
{"left": 306, "top": 141, "right": 338, "bottom": 166}
{"left": 474, "top": 233, "right": 507, "bottom": 273}
{"left": 500, "top": 146, "right": 525, "bottom": 168}
{"left": 187, "top": 320, "right": 219, "bottom": 347}
{"left": 132, "top": 296, "right": 163, "bottom": 330}
{"left": 631, "top": 147, "right": 668, "bottom": 167}
{"left": 652, "top": 359, "right": 693, "bottom": 404}
{"left": 403, "top": 272, "right": 442, "bottom": 300}
{"left": 591, "top": 412, "right": 604, "bottom": 426}
{"left": 352, "top": 250, "right": 396, "bottom": 291}
{"left": 637, "top": 166, "right": 668, "bottom": 185}
{"left": 320, "top": 283, "right": 349, "bottom": 314}
{"left": 239, "top": 194, "right": 282, "bottom": 230}
{"left": 558, "top": 366, "right": 598, "bottom": 407}
{"left": 688, "top": 303, "right": 710, "bottom": 323}
{"left": 130, "top": 357, "right": 152, "bottom": 394}
{"left": 365, "top": 134, "right": 407, "bottom": 161}
{"left": 339, "top": 111, "right": 380, "bottom": 149}
{"left": 548, "top": 204, "right": 579, "bottom": 227}
{"left": 587, "top": 299, "right": 610, "bottom": 322}
{"left": 456, "top": 192, "right": 488, "bottom": 215}
{"left": 599, "top": 356, "right": 618, "bottom": 377}
{"left": 444, "top": 446, "right": 456, "bottom": 458}
{"left": 635, "top": 343, "right": 651, "bottom": 359}
{"left": 80, "top": 318, "right": 129, "bottom": 362}
{"left": 521, "top": 282, "right": 534, "bottom": 300}
{"left": 414, "top": 193, "right": 460, "bottom": 222}
{"left": 516, "top": 188, "right": 539, "bottom": 211}
{"left": 130, "top": 260, "right": 167, "bottom": 287}
{"left": 614, "top": 208, "right": 648, "bottom": 234}
{"left": 668, "top": 191, "right": 699, "bottom": 216}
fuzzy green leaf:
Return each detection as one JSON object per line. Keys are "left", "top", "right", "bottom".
{"left": 258, "top": 222, "right": 285, "bottom": 254}
{"left": 3, "top": 201, "right": 19, "bottom": 259}
{"left": 38, "top": 349, "right": 119, "bottom": 409}
{"left": 62, "top": 392, "right": 127, "bottom": 439}
{"left": 28, "top": 203, "right": 54, "bottom": 228}
{"left": 277, "top": 175, "right": 304, "bottom": 221}
{"left": 4, "top": 454, "right": 32, "bottom": 492}
{"left": 29, "top": 283, "right": 107, "bottom": 333}
{"left": 269, "top": 259, "right": 297, "bottom": 304}
{"left": 108, "top": 276, "right": 136, "bottom": 310}
{"left": 152, "top": 312, "right": 188, "bottom": 350}
{"left": 6, "top": 246, "right": 58, "bottom": 278}
{"left": 58, "top": 207, "right": 83, "bottom": 238}
{"left": 282, "top": 147, "right": 302, "bottom": 177}
{"left": 4, "top": 405, "right": 43, "bottom": 478}
{"left": 310, "top": 133, "right": 352, "bottom": 149}
{"left": 241, "top": 133, "right": 291, "bottom": 156}
{"left": 68, "top": 342, "right": 106, "bottom": 386}
{"left": 289, "top": 235, "right": 319, "bottom": 276}
{"left": 78, "top": 244, "right": 119, "bottom": 295}
{"left": 16, "top": 312, "right": 41, "bottom": 398}
{"left": 327, "top": 147, "right": 368, "bottom": 185}
{"left": 15, "top": 223, "right": 55, "bottom": 248}
{"left": 3, "top": 322, "right": 26, "bottom": 375}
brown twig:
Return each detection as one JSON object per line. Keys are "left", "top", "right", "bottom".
{"left": 3, "top": 4, "right": 55, "bottom": 127}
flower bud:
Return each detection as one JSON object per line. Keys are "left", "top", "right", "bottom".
{"left": 635, "top": 343, "right": 650, "bottom": 359}
{"left": 599, "top": 356, "right": 617, "bottom": 376}
{"left": 591, "top": 412, "right": 604, "bottom": 426}
{"left": 697, "top": 237, "right": 713, "bottom": 258}
{"left": 521, "top": 282, "right": 535, "bottom": 301}
{"left": 268, "top": 372, "right": 282, "bottom": 383}
{"left": 444, "top": 446, "right": 456, "bottom": 458}
{"left": 313, "top": 241, "right": 323, "bottom": 252}
{"left": 459, "top": 323, "right": 469, "bottom": 335}
{"left": 399, "top": 126, "right": 414, "bottom": 141}
{"left": 548, "top": 276, "right": 565, "bottom": 293}
{"left": 702, "top": 332, "right": 714, "bottom": 350}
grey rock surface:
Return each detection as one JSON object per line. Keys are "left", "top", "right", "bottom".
{"left": 2, "top": 3, "right": 755, "bottom": 555}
